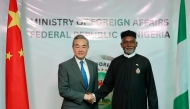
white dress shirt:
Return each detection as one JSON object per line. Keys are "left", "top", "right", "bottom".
{"left": 123, "top": 52, "right": 136, "bottom": 58}
{"left": 75, "top": 56, "right": 90, "bottom": 85}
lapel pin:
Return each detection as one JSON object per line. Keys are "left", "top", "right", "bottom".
{"left": 136, "top": 68, "right": 140, "bottom": 74}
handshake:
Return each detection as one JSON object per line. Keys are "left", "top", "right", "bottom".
{"left": 84, "top": 92, "right": 96, "bottom": 104}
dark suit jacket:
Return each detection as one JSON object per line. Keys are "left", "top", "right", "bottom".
{"left": 58, "top": 57, "right": 98, "bottom": 109}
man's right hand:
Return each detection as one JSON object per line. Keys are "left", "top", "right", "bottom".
{"left": 84, "top": 93, "right": 95, "bottom": 104}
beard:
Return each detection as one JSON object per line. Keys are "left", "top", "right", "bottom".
{"left": 124, "top": 47, "right": 135, "bottom": 55}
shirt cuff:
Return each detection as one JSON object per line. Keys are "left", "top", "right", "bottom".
{"left": 92, "top": 93, "right": 96, "bottom": 102}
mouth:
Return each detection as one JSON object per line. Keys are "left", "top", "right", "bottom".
{"left": 78, "top": 53, "right": 84, "bottom": 55}
{"left": 78, "top": 52, "right": 85, "bottom": 55}
{"left": 125, "top": 48, "right": 133, "bottom": 51}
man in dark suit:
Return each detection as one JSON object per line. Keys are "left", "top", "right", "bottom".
{"left": 58, "top": 35, "right": 98, "bottom": 109}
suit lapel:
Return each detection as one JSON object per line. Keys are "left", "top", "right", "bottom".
{"left": 71, "top": 57, "right": 86, "bottom": 89}
{"left": 86, "top": 59, "right": 93, "bottom": 89}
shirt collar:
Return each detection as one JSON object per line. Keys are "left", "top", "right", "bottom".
{"left": 75, "top": 56, "right": 86, "bottom": 64}
{"left": 123, "top": 52, "right": 136, "bottom": 58}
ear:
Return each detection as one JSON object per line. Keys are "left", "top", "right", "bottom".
{"left": 136, "top": 42, "right": 138, "bottom": 47}
{"left": 120, "top": 42, "right": 122, "bottom": 47}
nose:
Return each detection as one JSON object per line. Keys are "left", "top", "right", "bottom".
{"left": 79, "top": 47, "right": 83, "bottom": 51}
{"left": 127, "top": 42, "right": 131, "bottom": 47}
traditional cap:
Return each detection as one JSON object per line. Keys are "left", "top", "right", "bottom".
{"left": 121, "top": 30, "right": 136, "bottom": 39}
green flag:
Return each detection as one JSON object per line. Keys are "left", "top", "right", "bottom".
{"left": 173, "top": 0, "right": 189, "bottom": 108}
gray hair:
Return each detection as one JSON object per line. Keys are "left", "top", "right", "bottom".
{"left": 72, "top": 35, "right": 89, "bottom": 46}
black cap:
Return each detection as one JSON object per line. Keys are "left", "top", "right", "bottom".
{"left": 121, "top": 30, "right": 136, "bottom": 39}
